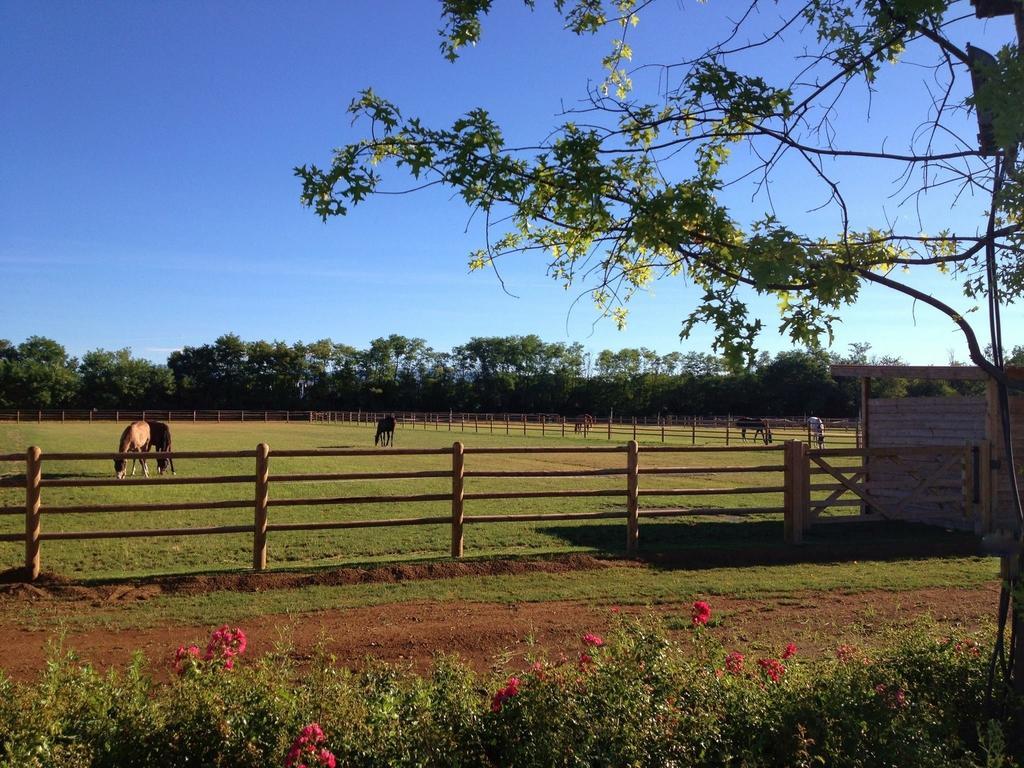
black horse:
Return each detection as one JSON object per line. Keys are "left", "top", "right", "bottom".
{"left": 148, "top": 420, "right": 176, "bottom": 475}
{"left": 735, "top": 416, "right": 773, "bottom": 445}
{"left": 374, "top": 414, "right": 396, "bottom": 447}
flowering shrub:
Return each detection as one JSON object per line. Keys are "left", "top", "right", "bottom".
{"left": 285, "top": 723, "right": 337, "bottom": 768}
{"left": 0, "top": 615, "right": 1015, "bottom": 768}
{"left": 582, "top": 632, "right": 604, "bottom": 647}
{"left": 691, "top": 600, "right": 711, "bottom": 626}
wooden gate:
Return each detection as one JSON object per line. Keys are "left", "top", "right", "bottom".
{"left": 803, "top": 444, "right": 979, "bottom": 532}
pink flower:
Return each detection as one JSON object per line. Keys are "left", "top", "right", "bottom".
{"left": 203, "top": 625, "right": 247, "bottom": 669}
{"left": 691, "top": 601, "right": 712, "bottom": 627}
{"left": 490, "top": 676, "right": 521, "bottom": 712}
{"left": 725, "top": 651, "right": 745, "bottom": 675}
{"left": 579, "top": 652, "right": 594, "bottom": 667}
{"left": 582, "top": 633, "right": 604, "bottom": 647}
{"left": 285, "top": 723, "right": 335, "bottom": 768}
{"left": 610, "top": 606, "right": 621, "bottom": 614}
{"left": 782, "top": 643, "right": 797, "bottom": 660}
{"left": 757, "top": 657, "right": 786, "bottom": 683}
{"left": 172, "top": 644, "right": 200, "bottom": 675}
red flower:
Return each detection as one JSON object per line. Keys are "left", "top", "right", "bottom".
{"left": 490, "top": 676, "right": 521, "bottom": 712}
{"left": 836, "top": 644, "right": 856, "bottom": 662}
{"left": 757, "top": 657, "right": 785, "bottom": 683}
{"left": 691, "top": 601, "right": 712, "bottom": 626}
{"left": 725, "top": 651, "right": 745, "bottom": 675}
{"left": 782, "top": 643, "right": 797, "bottom": 660}
{"left": 579, "top": 652, "right": 594, "bottom": 667}
{"left": 582, "top": 632, "right": 604, "bottom": 647}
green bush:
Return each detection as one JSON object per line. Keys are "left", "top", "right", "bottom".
{"left": 0, "top": 617, "right": 1018, "bottom": 767}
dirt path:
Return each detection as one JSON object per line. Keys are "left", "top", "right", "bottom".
{"left": 0, "top": 585, "right": 999, "bottom": 681}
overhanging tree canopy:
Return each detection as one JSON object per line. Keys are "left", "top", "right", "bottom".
{"left": 296, "top": 0, "right": 1023, "bottom": 373}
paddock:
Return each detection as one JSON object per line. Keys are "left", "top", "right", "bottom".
{"left": 0, "top": 421, "right": 984, "bottom": 580}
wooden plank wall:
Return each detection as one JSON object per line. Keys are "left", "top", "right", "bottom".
{"left": 1001, "top": 396, "right": 1024, "bottom": 531}
{"left": 867, "top": 397, "right": 985, "bottom": 531}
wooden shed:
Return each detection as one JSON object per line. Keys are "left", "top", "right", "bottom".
{"left": 830, "top": 364, "right": 1023, "bottom": 534}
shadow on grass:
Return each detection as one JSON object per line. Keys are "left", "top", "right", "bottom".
{"left": 538, "top": 518, "right": 984, "bottom": 570}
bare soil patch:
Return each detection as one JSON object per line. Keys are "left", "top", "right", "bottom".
{"left": 0, "top": 584, "right": 999, "bottom": 682}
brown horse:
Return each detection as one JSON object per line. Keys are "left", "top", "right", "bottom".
{"left": 374, "top": 414, "right": 396, "bottom": 447}
{"left": 114, "top": 421, "right": 152, "bottom": 479}
{"left": 573, "top": 414, "right": 595, "bottom": 436}
{"left": 148, "top": 420, "right": 175, "bottom": 475}
{"left": 735, "top": 416, "right": 773, "bottom": 445}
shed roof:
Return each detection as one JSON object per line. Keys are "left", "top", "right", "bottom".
{"left": 831, "top": 364, "right": 1024, "bottom": 381}
{"left": 830, "top": 364, "right": 988, "bottom": 381}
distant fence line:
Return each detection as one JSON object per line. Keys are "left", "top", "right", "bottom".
{"left": 0, "top": 409, "right": 860, "bottom": 447}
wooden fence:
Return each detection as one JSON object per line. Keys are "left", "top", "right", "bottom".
{"left": 0, "top": 409, "right": 860, "bottom": 447}
{"left": 0, "top": 438, "right": 983, "bottom": 581}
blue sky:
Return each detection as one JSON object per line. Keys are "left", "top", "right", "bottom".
{"left": 1, "top": 1, "right": 1018, "bottom": 365}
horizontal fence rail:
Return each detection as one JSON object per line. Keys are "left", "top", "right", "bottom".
{"left": 0, "top": 409, "right": 860, "bottom": 448}
{"left": 0, "top": 437, "right": 979, "bottom": 581}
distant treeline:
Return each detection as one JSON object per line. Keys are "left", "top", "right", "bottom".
{"left": 0, "top": 335, "right": 1002, "bottom": 417}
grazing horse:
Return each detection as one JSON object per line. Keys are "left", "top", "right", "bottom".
{"left": 114, "top": 421, "right": 152, "bottom": 479}
{"left": 374, "top": 414, "right": 396, "bottom": 447}
{"left": 147, "top": 420, "right": 175, "bottom": 475}
{"left": 573, "top": 414, "right": 595, "bottom": 436}
{"left": 735, "top": 416, "right": 773, "bottom": 445}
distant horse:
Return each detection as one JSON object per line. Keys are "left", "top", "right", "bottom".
{"left": 114, "top": 421, "right": 152, "bottom": 479}
{"left": 374, "top": 414, "right": 396, "bottom": 447}
{"left": 735, "top": 416, "right": 773, "bottom": 445}
{"left": 807, "top": 416, "right": 825, "bottom": 449}
{"left": 573, "top": 414, "right": 595, "bottom": 436}
{"left": 148, "top": 420, "right": 175, "bottom": 475}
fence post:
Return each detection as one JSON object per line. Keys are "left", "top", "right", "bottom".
{"left": 451, "top": 441, "right": 465, "bottom": 557}
{"left": 25, "top": 447, "right": 41, "bottom": 580}
{"left": 253, "top": 443, "right": 270, "bottom": 570}
{"left": 626, "top": 440, "right": 640, "bottom": 556}
{"left": 784, "top": 440, "right": 808, "bottom": 544}
{"left": 632, "top": 417, "right": 637, "bottom": 441}
{"left": 726, "top": 415, "right": 730, "bottom": 446}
